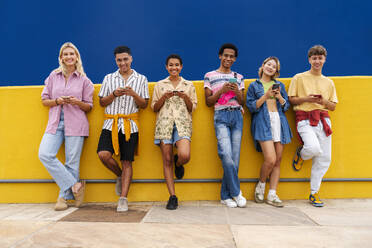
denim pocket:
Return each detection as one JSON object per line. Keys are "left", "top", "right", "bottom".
{"left": 214, "top": 111, "right": 225, "bottom": 124}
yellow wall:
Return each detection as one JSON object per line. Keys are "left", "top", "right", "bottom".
{"left": 1, "top": 76, "right": 371, "bottom": 203}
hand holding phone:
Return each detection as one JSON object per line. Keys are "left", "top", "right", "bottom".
{"left": 272, "top": 83, "right": 280, "bottom": 90}
{"left": 229, "top": 78, "right": 237, "bottom": 84}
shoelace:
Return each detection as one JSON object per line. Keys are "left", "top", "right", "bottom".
{"left": 313, "top": 194, "right": 322, "bottom": 203}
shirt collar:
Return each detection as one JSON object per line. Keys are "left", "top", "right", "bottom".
{"left": 56, "top": 70, "right": 80, "bottom": 77}
{"left": 114, "top": 69, "right": 138, "bottom": 79}
{"left": 164, "top": 76, "right": 186, "bottom": 85}
{"left": 257, "top": 78, "right": 276, "bottom": 84}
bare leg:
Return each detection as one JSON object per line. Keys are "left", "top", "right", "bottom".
{"left": 175, "top": 139, "right": 191, "bottom": 166}
{"left": 120, "top": 160, "right": 132, "bottom": 197}
{"left": 160, "top": 142, "right": 175, "bottom": 196}
{"left": 258, "top": 141, "right": 276, "bottom": 183}
{"left": 71, "top": 182, "right": 82, "bottom": 194}
{"left": 269, "top": 142, "right": 284, "bottom": 190}
{"left": 97, "top": 151, "right": 122, "bottom": 177}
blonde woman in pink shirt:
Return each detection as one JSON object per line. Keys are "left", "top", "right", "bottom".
{"left": 38, "top": 42, "right": 94, "bottom": 211}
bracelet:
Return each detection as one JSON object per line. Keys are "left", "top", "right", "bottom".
{"left": 55, "top": 99, "right": 59, "bottom": 105}
{"left": 112, "top": 91, "right": 117, "bottom": 97}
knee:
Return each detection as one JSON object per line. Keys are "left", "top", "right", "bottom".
{"left": 317, "top": 154, "right": 331, "bottom": 166}
{"left": 304, "top": 143, "right": 322, "bottom": 157}
{"left": 177, "top": 151, "right": 190, "bottom": 165}
{"left": 218, "top": 149, "right": 232, "bottom": 162}
{"left": 98, "top": 151, "right": 112, "bottom": 163}
{"left": 264, "top": 156, "right": 276, "bottom": 169}
{"left": 38, "top": 149, "right": 53, "bottom": 164}
{"left": 122, "top": 161, "right": 132, "bottom": 170}
{"left": 275, "top": 155, "right": 282, "bottom": 166}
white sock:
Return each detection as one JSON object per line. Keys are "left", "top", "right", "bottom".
{"left": 268, "top": 189, "right": 276, "bottom": 197}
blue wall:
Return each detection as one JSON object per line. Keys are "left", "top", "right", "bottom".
{"left": 1, "top": 0, "right": 371, "bottom": 86}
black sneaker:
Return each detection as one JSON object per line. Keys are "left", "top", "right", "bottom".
{"left": 166, "top": 195, "right": 178, "bottom": 210}
{"left": 174, "top": 154, "right": 184, "bottom": 179}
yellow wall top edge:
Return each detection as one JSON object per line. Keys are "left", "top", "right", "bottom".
{"left": 1, "top": 75, "right": 371, "bottom": 88}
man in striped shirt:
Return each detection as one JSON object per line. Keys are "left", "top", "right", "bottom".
{"left": 97, "top": 46, "right": 149, "bottom": 212}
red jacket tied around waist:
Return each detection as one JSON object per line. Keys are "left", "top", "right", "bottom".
{"left": 295, "top": 110, "right": 332, "bottom": 144}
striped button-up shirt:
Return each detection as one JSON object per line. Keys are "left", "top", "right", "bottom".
{"left": 98, "top": 69, "right": 149, "bottom": 134}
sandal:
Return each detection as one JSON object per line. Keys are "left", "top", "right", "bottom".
{"left": 292, "top": 146, "right": 304, "bottom": 171}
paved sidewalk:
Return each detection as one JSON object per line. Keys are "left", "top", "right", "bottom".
{"left": 1, "top": 199, "right": 372, "bottom": 248}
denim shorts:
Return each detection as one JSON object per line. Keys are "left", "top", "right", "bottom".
{"left": 154, "top": 124, "right": 190, "bottom": 146}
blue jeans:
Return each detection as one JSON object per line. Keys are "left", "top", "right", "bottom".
{"left": 214, "top": 109, "right": 243, "bottom": 200}
{"left": 38, "top": 110, "right": 84, "bottom": 200}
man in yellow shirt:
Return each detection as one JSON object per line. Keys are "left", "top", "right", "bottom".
{"left": 288, "top": 45, "right": 338, "bottom": 207}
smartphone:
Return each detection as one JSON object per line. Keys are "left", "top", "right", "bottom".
{"left": 272, "top": 83, "right": 280, "bottom": 90}
{"left": 229, "top": 78, "right": 237, "bottom": 84}
{"left": 61, "top": 96, "right": 70, "bottom": 99}
{"left": 313, "top": 94, "right": 322, "bottom": 98}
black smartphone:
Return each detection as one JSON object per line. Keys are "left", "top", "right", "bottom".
{"left": 272, "top": 83, "right": 280, "bottom": 90}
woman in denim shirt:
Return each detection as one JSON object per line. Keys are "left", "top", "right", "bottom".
{"left": 246, "top": 57, "right": 292, "bottom": 207}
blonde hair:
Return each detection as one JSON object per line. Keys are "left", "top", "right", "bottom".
{"left": 258, "top": 56, "right": 280, "bottom": 80}
{"left": 54, "top": 42, "right": 86, "bottom": 77}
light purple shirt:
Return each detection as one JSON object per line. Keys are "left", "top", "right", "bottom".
{"left": 41, "top": 70, "right": 94, "bottom": 137}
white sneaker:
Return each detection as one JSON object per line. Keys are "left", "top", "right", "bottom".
{"left": 117, "top": 197, "right": 128, "bottom": 212}
{"left": 254, "top": 183, "right": 265, "bottom": 203}
{"left": 233, "top": 191, "right": 247, "bottom": 208}
{"left": 266, "top": 194, "right": 284, "bottom": 208}
{"left": 221, "top": 198, "right": 237, "bottom": 208}
{"left": 115, "top": 177, "right": 122, "bottom": 196}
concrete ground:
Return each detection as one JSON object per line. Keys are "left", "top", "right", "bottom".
{"left": 1, "top": 199, "right": 372, "bottom": 248}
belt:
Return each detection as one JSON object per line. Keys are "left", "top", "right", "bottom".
{"left": 217, "top": 106, "right": 241, "bottom": 111}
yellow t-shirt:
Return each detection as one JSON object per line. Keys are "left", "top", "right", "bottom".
{"left": 288, "top": 71, "right": 338, "bottom": 111}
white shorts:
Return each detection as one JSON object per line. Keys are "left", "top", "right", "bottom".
{"left": 269, "top": 112, "right": 281, "bottom": 142}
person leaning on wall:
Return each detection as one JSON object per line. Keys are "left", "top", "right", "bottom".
{"left": 204, "top": 43, "right": 247, "bottom": 208}
{"left": 245, "top": 56, "right": 292, "bottom": 208}
{"left": 288, "top": 45, "right": 338, "bottom": 207}
{"left": 96, "top": 46, "right": 149, "bottom": 212}
{"left": 38, "top": 42, "right": 94, "bottom": 211}
{"left": 151, "top": 54, "right": 197, "bottom": 210}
